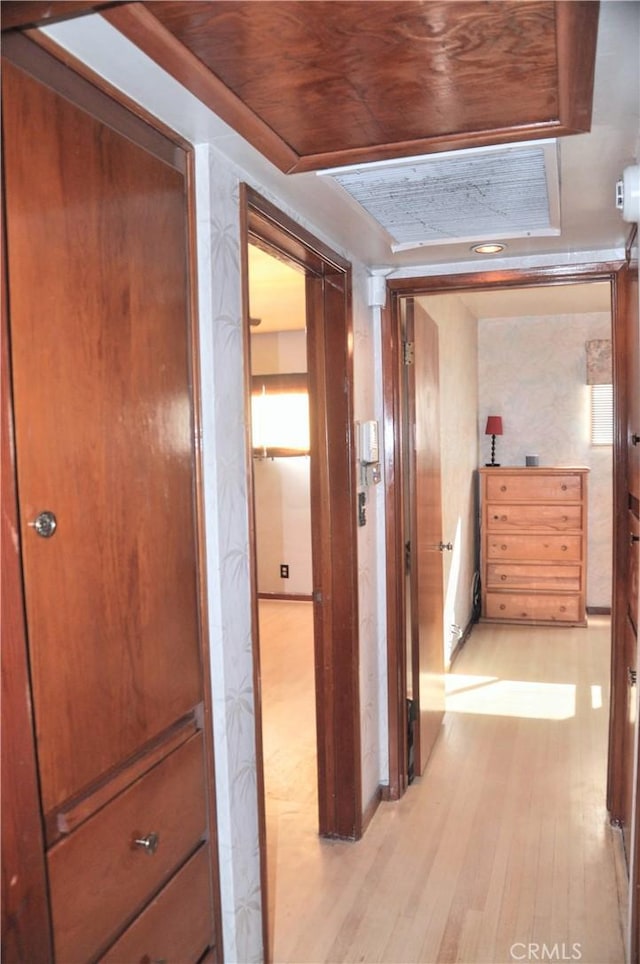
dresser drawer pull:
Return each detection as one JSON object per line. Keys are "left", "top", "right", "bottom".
{"left": 562, "top": 515, "right": 568, "bottom": 522}
{"left": 501, "top": 575, "right": 507, "bottom": 581}
{"left": 561, "top": 484, "right": 567, "bottom": 491}
{"left": 501, "top": 544, "right": 507, "bottom": 551}
{"left": 500, "top": 604, "right": 506, "bottom": 611}
{"left": 560, "top": 606, "right": 566, "bottom": 612}
{"left": 500, "top": 485, "right": 507, "bottom": 492}
{"left": 134, "top": 832, "right": 160, "bottom": 855}
{"left": 561, "top": 545, "right": 568, "bottom": 551}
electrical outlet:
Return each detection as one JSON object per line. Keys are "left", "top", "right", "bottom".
{"left": 280, "top": 564, "right": 289, "bottom": 578}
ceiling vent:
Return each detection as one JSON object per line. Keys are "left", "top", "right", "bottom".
{"left": 320, "top": 140, "right": 561, "bottom": 253}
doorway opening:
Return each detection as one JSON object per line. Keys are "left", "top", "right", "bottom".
{"left": 247, "top": 240, "right": 317, "bottom": 941}
{"left": 240, "top": 186, "right": 362, "bottom": 958}
{"left": 384, "top": 266, "right": 625, "bottom": 803}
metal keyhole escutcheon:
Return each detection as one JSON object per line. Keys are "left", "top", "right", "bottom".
{"left": 29, "top": 511, "right": 57, "bottom": 538}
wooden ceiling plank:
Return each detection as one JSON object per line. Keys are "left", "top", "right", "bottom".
{"left": 102, "top": 2, "right": 300, "bottom": 173}
{"left": 143, "top": 0, "right": 566, "bottom": 166}
{"left": 555, "top": 0, "right": 599, "bottom": 133}
{"left": 1, "top": 1, "right": 121, "bottom": 31}
{"left": 15, "top": 0, "right": 598, "bottom": 176}
{"left": 288, "top": 121, "right": 567, "bottom": 175}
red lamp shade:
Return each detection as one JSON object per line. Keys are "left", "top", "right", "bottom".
{"left": 485, "top": 415, "right": 503, "bottom": 436}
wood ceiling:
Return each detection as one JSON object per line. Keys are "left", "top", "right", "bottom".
{"left": 4, "top": 1, "right": 599, "bottom": 175}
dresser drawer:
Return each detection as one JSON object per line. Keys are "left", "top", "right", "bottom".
{"left": 100, "top": 844, "right": 213, "bottom": 964}
{"left": 485, "top": 592, "right": 581, "bottom": 623}
{"left": 486, "top": 563, "right": 582, "bottom": 592}
{"left": 486, "top": 534, "right": 582, "bottom": 562}
{"left": 485, "top": 473, "right": 583, "bottom": 503}
{"left": 49, "top": 732, "right": 207, "bottom": 963}
{"left": 486, "top": 503, "right": 582, "bottom": 532}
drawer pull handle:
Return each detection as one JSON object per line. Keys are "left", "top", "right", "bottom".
{"left": 501, "top": 575, "right": 507, "bottom": 581}
{"left": 134, "top": 832, "right": 160, "bottom": 855}
{"left": 561, "top": 545, "right": 568, "bottom": 551}
{"left": 561, "top": 484, "right": 567, "bottom": 491}
{"left": 560, "top": 606, "right": 566, "bottom": 612}
{"left": 500, "top": 485, "right": 507, "bottom": 492}
{"left": 499, "top": 604, "right": 506, "bottom": 611}
{"left": 562, "top": 515, "right": 568, "bottom": 522}
{"left": 501, "top": 544, "right": 507, "bottom": 551}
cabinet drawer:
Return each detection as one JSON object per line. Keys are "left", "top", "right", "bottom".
{"left": 100, "top": 845, "right": 213, "bottom": 964}
{"left": 486, "top": 563, "right": 582, "bottom": 592}
{"left": 486, "top": 503, "right": 582, "bottom": 532}
{"left": 485, "top": 592, "right": 581, "bottom": 622}
{"left": 485, "top": 473, "right": 583, "bottom": 503}
{"left": 486, "top": 534, "right": 582, "bottom": 562}
{"left": 49, "top": 732, "right": 207, "bottom": 963}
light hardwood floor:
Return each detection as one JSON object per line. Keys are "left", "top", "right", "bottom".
{"left": 259, "top": 602, "right": 627, "bottom": 964}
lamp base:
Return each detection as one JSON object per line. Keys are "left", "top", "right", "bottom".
{"left": 485, "top": 462, "right": 501, "bottom": 467}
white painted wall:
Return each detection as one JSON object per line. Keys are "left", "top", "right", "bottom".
{"left": 477, "top": 312, "right": 613, "bottom": 608}
{"left": 251, "top": 331, "right": 312, "bottom": 595}
{"left": 418, "top": 295, "right": 480, "bottom": 666}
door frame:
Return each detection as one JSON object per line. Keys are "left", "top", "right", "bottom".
{"left": 240, "top": 184, "right": 362, "bottom": 956}
{"left": 382, "top": 261, "right": 628, "bottom": 801}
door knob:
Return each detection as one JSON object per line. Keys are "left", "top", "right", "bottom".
{"left": 28, "top": 510, "right": 57, "bottom": 538}
{"left": 133, "top": 832, "right": 160, "bottom": 855}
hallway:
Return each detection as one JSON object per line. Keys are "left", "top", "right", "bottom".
{"left": 261, "top": 604, "right": 627, "bottom": 963}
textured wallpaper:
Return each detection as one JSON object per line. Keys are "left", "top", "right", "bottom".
{"left": 478, "top": 312, "right": 613, "bottom": 607}
{"left": 196, "top": 145, "right": 263, "bottom": 964}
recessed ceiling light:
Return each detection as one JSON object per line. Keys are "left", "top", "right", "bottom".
{"left": 471, "top": 242, "right": 506, "bottom": 255}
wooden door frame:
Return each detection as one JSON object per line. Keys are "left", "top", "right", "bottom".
{"left": 382, "top": 261, "right": 628, "bottom": 803}
{"left": 240, "top": 184, "right": 362, "bottom": 957}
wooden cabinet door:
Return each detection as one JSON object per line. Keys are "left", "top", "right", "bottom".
{"left": 3, "top": 55, "right": 203, "bottom": 814}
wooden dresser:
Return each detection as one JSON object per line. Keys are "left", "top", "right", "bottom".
{"left": 479, "top": 467, "right": 589, "bottom": 626}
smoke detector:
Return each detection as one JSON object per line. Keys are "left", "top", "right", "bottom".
{"left": 616, "top": 165, "right": 640, "bottom": 222}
